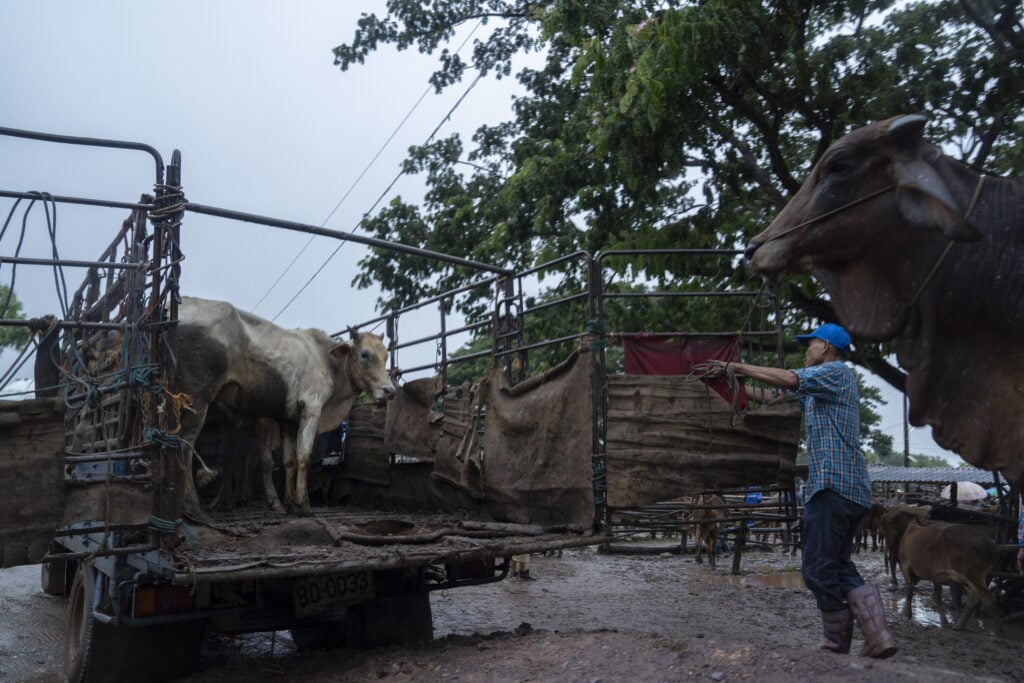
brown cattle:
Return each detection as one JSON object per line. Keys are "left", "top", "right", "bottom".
{"left": 746, "top": 115, "right": 1024, "bottom": 488}
{"left": 692, "top": 494, "right": 725, "bottom": 569}
{"left": 898, "top": 519, "right": 999, "bottom": 631}
{"left": 854, "top": 501, "right": 885, "bottom": 553}
{"left": 878, "top": 505, "right": 928, "bottom": 585}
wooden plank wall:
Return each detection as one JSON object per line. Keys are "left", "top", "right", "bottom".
{"left": 605, "top": 375, "right": 801, "bottom": 507}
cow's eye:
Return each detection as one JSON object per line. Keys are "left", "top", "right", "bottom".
{"left": 826, "top": 157, "right": 849, "bottom": 175}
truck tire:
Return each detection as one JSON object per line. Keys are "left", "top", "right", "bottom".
{"left": 64, "top": 562, "right": 98, "bottom": 682}
{"left": 64, "top": 563, "right": 206, "bottom": 682}
{"left": 290, "top": 591, "right": 433, "bottom": 651}
{"left": 41, "top": 559, "right": 69, "bottom": 595}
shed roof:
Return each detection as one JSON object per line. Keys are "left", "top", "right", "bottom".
{"left": 867, "top": 466, "right": 1001, "bottom": 485}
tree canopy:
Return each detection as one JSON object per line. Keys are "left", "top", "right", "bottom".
{"left": 335, "top": 0, "right": 1024, "bottom": 391}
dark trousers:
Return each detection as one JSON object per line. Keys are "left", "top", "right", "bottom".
{"left": 802, "top": 488, "right": 869, "bottom": 611}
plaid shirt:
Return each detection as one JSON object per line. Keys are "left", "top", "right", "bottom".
{"left": 793, "top": 361, "right": 873, "bottom": 509}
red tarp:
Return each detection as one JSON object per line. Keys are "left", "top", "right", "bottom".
{"left": 623, "top": 334, "right": 746, "bottom": 410}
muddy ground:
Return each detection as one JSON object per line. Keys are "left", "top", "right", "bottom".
{"left": 3, "top": 542, "right": 1021, "bottom": 682}
{"left": 192, "top": 542, "right": 1024, "bottom": 682}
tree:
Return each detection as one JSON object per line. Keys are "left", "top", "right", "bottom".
{"left": 909, "top": 453, "right": 952, "bottom": 468}
{"left": 0, "top": 284, "right": 30, "bottom": 350}
{"left": 335, "top": 0, "right": 1024, "bottom": 389}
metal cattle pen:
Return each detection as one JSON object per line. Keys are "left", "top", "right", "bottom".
{"left": 346, "top": 246, "right": 803, "bottom": 569}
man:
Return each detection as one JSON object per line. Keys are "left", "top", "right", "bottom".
{"left": 707, "top": 322, "right": 896, "bottom": 659}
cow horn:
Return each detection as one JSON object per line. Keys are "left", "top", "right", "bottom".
{"left": 347, "top": 326, "right": 359, "bottom": 341}
{"left": 886, "top": 115, "right": 928, "bottom": 146}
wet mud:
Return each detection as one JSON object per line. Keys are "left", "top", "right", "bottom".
{"left": 3, "top": 544, "right": 1022, "bottom": 682}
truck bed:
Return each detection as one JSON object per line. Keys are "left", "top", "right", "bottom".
{"left": 171, "top": 507, "right": 608, "bottom": 585}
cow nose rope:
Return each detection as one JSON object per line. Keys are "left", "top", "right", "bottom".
{"left": 758, "top": 184, "right": 897, "bottom": 245}
{"left": 906, "top": 175, "right": 985, "bottom": 310}
{"left": 756, "top": 172, "right": 985, "bottom": 313}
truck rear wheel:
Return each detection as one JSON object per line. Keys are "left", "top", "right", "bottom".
{"left": 64, "top": 562, "right": 98, "bottom": 682}
{"left": 290, "top": 591, "right": 433, "bottom": 651}
{"left": 41, "top": 559, "right": 69, "bottom": 595}
{"left": 64, "top": 563, "right": 205, "bottom": 682}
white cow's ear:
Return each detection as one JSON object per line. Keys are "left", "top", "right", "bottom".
{"left": 893, "top": 159, "right": 982, "bottom": 242}
{"left": 330, "top": 342, "right": 352, "bottom": 360}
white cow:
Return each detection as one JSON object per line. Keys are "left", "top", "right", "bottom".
{"left": 174, "top": 297, "right": 394, "bottom": 515}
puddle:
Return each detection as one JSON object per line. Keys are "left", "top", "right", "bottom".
{"left": 889, "top": 585, "right": 1023, "bottom": 634}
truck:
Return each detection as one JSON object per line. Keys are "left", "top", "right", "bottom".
{"left": 0, "top": 127, "right": 801, "bottom": 682}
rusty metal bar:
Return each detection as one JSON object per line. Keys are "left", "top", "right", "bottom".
{"left": 186, "top": 202, "right": 510, "bottom": 275}
{"left": 42, "top": 544, "right": 159, "bottom": 562}
{"left": 0, "top": 189, "right": 153, "bottom": 211}
{"left": 0, "top": 256, "right": 145, "bottom": 270}
{"left": 0, "top": 127, "right": 164, "bottom": 184}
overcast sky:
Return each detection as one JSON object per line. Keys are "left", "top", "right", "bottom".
{"left": 0, "top": 2, "right": 963, "bottom": 465}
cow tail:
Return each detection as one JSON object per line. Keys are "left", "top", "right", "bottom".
{"left": 182, "top": 439, "right": 219, "bottom": 487}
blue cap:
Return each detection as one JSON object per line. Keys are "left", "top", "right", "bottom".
{"left": 796, "top": 323, "right": 851, "bottom": 355}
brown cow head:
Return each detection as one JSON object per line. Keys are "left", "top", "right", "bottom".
{"left": 747, "top": 115, "right": 982, "bottom": 341}
{"left": 330, "top": 331, "right": 396, "bottom": 402}
{"left": 746, "top": 115, "right": 1024, "bottom": 487}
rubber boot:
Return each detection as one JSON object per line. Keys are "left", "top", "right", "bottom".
{"left": 847, "top": 584, "right": 897, "bottom": 659}
{"left": 820, "top": 608, "right": 853, "bottom": 654}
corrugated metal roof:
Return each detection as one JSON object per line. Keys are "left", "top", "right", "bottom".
{"left": 867, "top": 465, "right": 1002, "bottom": 485}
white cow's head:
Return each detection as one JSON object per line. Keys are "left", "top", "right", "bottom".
{"left": 331, "top": 331, "right": 396, "bottom": 402}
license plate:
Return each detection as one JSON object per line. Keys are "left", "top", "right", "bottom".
{"left": 292, "top": 571, "right": 374, "bottom": 618}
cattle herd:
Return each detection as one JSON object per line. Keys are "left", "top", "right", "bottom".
{"left": 846, "top": 498, "right": 1005, "bottom": 630}
{"left": 677, "top": 492, "right": 1012, "bottom": 632}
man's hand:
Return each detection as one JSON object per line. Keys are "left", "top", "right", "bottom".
{"left": 702, "top": 360, "right": 730, "bottom": 378}
{"left": 1017, "top": 547, "right": 1024, "bottom": 574}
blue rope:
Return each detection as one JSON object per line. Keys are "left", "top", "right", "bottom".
{"left": 145, "top": 429, "right": 180, "bottom": 449}
{"left": 149, "top": 515, "right": 198, "bottom": 549}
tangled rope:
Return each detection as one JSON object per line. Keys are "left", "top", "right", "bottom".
{"left": 149, "top": 515, "right": 198, "bottom": 550}
{"left": 687, "top": 360, "right": 748, "bottom": 425}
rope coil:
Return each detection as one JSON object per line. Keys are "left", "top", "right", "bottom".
{"left": 149, "top": 515, "right": 198, "bottom": 549}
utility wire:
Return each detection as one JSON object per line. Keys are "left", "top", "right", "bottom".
{"left": 253, "top": 22, "right": 483, "bottom": 315}
{"left": 271, "top": 69, "right": 485, "bottom": 323}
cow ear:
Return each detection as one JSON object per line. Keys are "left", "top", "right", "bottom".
{"left": 893, "top": 159, "right": 982, "bottom": 242}
{"left": 330, "top": 342, "right": 352, "bottom": 360}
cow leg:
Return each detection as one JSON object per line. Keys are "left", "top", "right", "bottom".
{"left": 292, "top": 416, "right": 319, "bottom": 515}
{"left": 888, "top": 547, "right": 900, "bottom": 587}
{"left": 952, "top": 596, "right": 981, "bottom": 631}
{"left": 949, "top": 582, "right": 964, "bottom": 608}
{"left": 259, "top": 439, "right": 284, "bottom": 512}
{"left": 254, "top": 420, "right": 284, "bottom": 512}
{"left": 902, "top": 572, "right": 916, "bottom": 620}
{"left": 282, "top": 430, "right": 298, "bottom": 511}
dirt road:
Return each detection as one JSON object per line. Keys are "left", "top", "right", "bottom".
{"left": 3, "top": 545, "right": 1021, "bottom": 682}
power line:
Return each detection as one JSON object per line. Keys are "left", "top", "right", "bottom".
{"left": 252, "top": 22, "right": 483, "bottom": 315}
{"left": 271, "top": 68, "right": 486, "bottom": 323}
